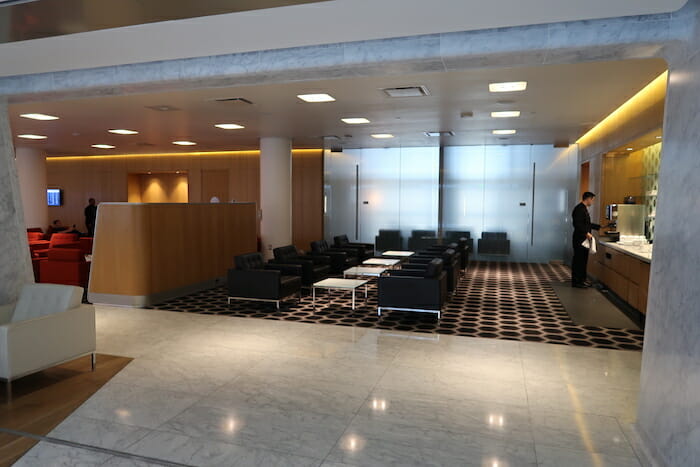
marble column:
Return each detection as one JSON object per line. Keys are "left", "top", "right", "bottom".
{"left": 15, "top": 146, "right": 48, "bottom": 230}
{"left": 0, "top": 101, "right": 35, "bottom": 302}
{"left": 636, "top": 1, "right": 700, "bottom": 466}
{"left": 259, "top": 137, "right": 292, "bottom": 260}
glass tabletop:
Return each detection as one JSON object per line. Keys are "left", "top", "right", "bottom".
{"left": 363, "top": 258, "right": 401, "bottom": 266}
{"left": 381, "top": 251, "right": 415, "bottom": 257}
{"left": 344, "top": 266, "right": 387, "bottom": 276}
{"left": 313, "top": 278, "right": 369, "bottom": 289}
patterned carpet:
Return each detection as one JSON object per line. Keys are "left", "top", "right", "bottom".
{"left": 148, "top": 261, "right": 644, "bottom": 351}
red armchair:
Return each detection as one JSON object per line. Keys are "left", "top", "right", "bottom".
{"left": 39, "top": 248, "right": 90, "bottom": 288}
{"left": 28, "top": 231, "right": 50, "bottom": 255}
{"left": 34, "top": 233, "right": 80, "bottom": 258}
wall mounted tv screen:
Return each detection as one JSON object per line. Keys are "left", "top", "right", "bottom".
{"left": 47, "top": 188, "right": 63, "bottom": 206}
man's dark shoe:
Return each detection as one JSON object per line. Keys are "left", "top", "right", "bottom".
{"left": 572, "top": 283, "right": 587, "bottom": 289}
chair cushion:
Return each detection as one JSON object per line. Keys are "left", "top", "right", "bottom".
{"left": 235, "top": 252, "right": 265, "bottom": 270}
{"left": 27, "top": 232, "right": 44, "bottom": 242}
{"left": 273, "top": 245, "right": 299, "bottom": 262}
{"left": 47, "top": 248, "right": 85, "bottom": 262}
{"left": 11, "top": 283, "right": 83, "bottom": 323}
{"left": 50, "top": 233, "right": 80, "bottom": 247}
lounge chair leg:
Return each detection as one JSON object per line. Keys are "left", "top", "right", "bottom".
{"left": 276, "top": 301, "right": 280, "bottom": 310}
{"left": 91, "top": 352, "right": 96, "bottom": 371}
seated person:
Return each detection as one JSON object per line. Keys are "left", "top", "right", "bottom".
{"left": 47, "top": 219, "right": 68, "bottom": 236}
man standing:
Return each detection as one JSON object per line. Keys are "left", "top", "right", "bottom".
{"left": 84, "top": 198, "right": 97, "bottom": 237}
{"left": 571, "top": 192, "right": 600, "bottom": 288}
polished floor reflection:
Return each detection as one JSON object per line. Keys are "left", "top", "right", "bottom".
{"left": 16, "top": 307, "right": 646, "bottom": 466}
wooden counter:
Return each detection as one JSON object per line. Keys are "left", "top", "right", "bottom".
{"left": 588, "top": 241, "right": 651, "bottom": 314}
{"left": 88, "top": 202, "right": 257, "bottom": 306}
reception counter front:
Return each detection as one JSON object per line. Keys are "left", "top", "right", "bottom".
{"left": 88, "top": 202, "right": 257, "bottom": 306}
{"left": 588, "top": 239, "right": 651, "bottom": 314}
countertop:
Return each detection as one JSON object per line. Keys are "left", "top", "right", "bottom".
{"left": 599, "top": 239, "right": 652, "bottom": 263}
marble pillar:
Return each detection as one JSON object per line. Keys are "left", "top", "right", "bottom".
{"left": 636, "top": 2, "right": 700, "bottom": 466}
{"left": 259, "top": 137, "right": 292, "bottom": 260}
{"left": 0, "top": 101, "right": 35, "bottom": 302}
{"left": 15, "top": 146, "right": 48, "bottom": 230}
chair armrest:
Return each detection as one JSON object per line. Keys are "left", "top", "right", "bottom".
{"left": 388, "top": 268, "right": 425, "bottom": 276}
{"left": 228, "top": 268, "right": 283, "bottom": 299}
{"left": 264, "top": 263, "right": 303, "bottom": 277}
{"left": 0, "top": 305, "right": 95, "bottom": 380}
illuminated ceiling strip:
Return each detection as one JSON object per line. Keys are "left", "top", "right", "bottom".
{"left": 46, "top": 149, "right": 323, "bottom": 161}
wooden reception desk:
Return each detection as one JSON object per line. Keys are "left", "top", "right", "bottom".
{"left": 88, "top": 202, "right": 257, "bottom": 306}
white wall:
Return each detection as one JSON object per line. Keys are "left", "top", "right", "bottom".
{"left": 15, "top": 146, "right": 48, "bottom": 230}
{"left": 0, "top": 0, "right": 686, "bottom": 77}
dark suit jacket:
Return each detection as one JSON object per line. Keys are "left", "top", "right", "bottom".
{"left": 572, "top": 203, "right": 600, "bottom": 242}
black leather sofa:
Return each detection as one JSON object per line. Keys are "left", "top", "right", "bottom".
{"left": 309, "top": 239, "right": 359, "bottom": 273}
{"left": 375, "top": 229, "right": 403, "bottom": 251}
{"left": 333, "top": 234, "right": 374, "bottom": 260}
{"left": 426, "top": 239, "right": 470, "bottom": 271}
{"left": 228, "top": 252, "right": 302, "bottom": 309}
{"left": 407, "top": 230, "right": 438, "bottom": 251}
{"left": 403, "top": 247, "right": 460, "bottom": 294}
{"left": 377, "top": 258, "right": 447, "bottom": 319}
{"left": 272, "top": 245, "right": 331, "bottom": 286}
{"left": 478, "top": 232, "right": 511, "bottom": 255}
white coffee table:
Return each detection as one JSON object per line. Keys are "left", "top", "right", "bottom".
{"left": 381, "top": 251, "right": 415, "bottom": 257}
{"left": 363, "top": 258, "right": 401, "bottom": 268}
{"left": 312, "top": 278, "right": 369, "bottom": 311}
{"left": 343, "top": 266, "right": 387, "bottom": 278}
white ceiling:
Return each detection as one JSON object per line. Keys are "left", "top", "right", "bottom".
{"left": 9, "top": 59, "right": 667, "bottom": 155}
{"left": 0, "top": 0, "right": 686, "bottom": 78}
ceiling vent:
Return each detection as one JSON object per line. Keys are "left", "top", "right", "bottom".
{"left": 382, "top": 85, "right": 430, "bottom": 98}
{"left": 208, "top": 97, "right": 254, "bottom": 105}
{"left": 460, "top": 111, "right": 474, "bottom": 118}
{"left": 145, "top": 105, "right": 181, "bottom": 112}
{"left": 136, "top": 142, "right": 156, "bottom": 147}
{"left": 425, "top": 131, "right": 455, "bottom": 137}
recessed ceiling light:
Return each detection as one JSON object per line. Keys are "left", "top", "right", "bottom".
{"left": 491, "top": 111, "right": 521, "bottom": 118}
{"left": 371, "top": 134, "right": 394, "bottom": 139}
{"left": 489, "top": 81, "right": 528, "bottom": 93}
{"left": 297, "top": 93, "right": 336, "bottom": 103}
{"left": 493, "top": 130, "right": 517, "bottom": 135}
{"left": 215, "top": 123, "right": 245, "bottom": 130}
{"left": 425, "top": 131, "right": 455, "bottom": 137}
{"left": 626, "top": 147, "right": 634, "bottom": 151}
{"left": 656, "top": 136, "right": 662, "bottom": 139}
{"left": 341, "top": 118, "right": 370, "bottom": 124}
{"left": 108, "top": 129, "right": 139, "bottom": 135}
{"left": 17, "top": 134, "right": 47, "bottom": 139}
{"left": 20, "top": 113, "right": 59, "bottom": 121}
{"left": 92, "top": 144, "right": 115, "bottom": 149}
{"left": 173, "top": 140, "right": 197, "bottom": 146}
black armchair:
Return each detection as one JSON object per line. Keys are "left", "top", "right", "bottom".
{"left": 478, "top": 232, "right": 510, "bottom": 256}
{"left": 426, "top": 240, "right": 469, "bottom": 271}
{"left": 375, "top": 229, "right": 403, "bottom": 251}
{"left": 333, "top": 234, "right": 374, "bottom": 260}
{"left": 310, "top": 239, "right": 359, "bottom": 272}
{"left": 272, "top": 245, "right": 331, "bottom": 286}
{"left": 407, "top": 230, "right": 438, "bottom": 251}
{"left": 403, "top": 247, "right": 460, "bottom": 294}
{"left": 228, "top": 252, "right": 302, "bottom": 309}
{"left": 377, "top": 258, "right": 447, "bottom": 319}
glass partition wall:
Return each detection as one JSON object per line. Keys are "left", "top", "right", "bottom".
{"left": 324, "top": 144, "right": 578, "bottom": 263}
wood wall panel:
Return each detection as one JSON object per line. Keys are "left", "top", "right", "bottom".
{"left": 89, "top": 202, "right": 256, "bottom": 304}
{"left": 292, "top": 151, "right": 323, "bottom": 251}
{"left": 46, "top": 151, "right": 320, "bottom": 246}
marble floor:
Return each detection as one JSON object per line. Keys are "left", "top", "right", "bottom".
{"left": 15, "top": 306, "right": 647, "bottom": 467}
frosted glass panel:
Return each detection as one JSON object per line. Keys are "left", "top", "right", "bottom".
{"left": 397, "top": 147, "right": 440, "bottom": 243}
{"left": 529, "top": 145, "right": 579, "bottom": 263}
{"left": 482, "top": 145, "right": 532, "bottom": 261}
{"left": 443, "top": 145, "right": 485, "bottom": 243}
{"left": 323, "top": 150, "right": 358, "bottom": 243}
{"left": 357, "top": 148, "right": 401, "bottom": 244}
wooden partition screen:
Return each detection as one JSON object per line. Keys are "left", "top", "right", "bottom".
{"left": 88, "top": 202, "right": 257, "bottom": 306}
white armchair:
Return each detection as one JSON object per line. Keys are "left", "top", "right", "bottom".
{"left": 0, "top": 283, "right": 96, "bottom": 399}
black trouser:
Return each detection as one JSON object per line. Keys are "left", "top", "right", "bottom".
{"left": 571, "top": 238, "right": 589, "bottom": 285}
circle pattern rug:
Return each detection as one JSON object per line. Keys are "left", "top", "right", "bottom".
{"left": 149, "top": 261, "right": 644, "bottom": 351}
